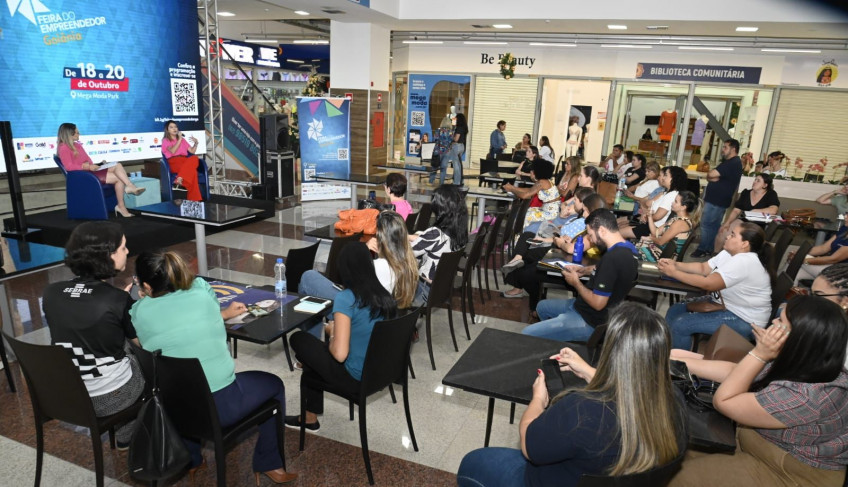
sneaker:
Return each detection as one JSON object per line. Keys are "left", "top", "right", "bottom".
{"left": 116, "top": 440, "right": 130, "bottom": 452}
{"left": 690, "top": 249, "right": 712, "bottom": 258}
{"left": 285, "top": 415, "right": 320, "bottom": 433}
{"left": 501, "top": 260, "right": 525, "bottom": 276}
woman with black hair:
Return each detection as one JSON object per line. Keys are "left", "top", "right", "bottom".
{"left": 287, "top": 243, "right": 398, "bottom": 432}
{"left": 659, "top": 221, "right": 774, "bottom": 349}
{"left": 669, "top": 296, "right": 848, "bottom": 487}
{"left": 410, "top": 184, "right": 469, "bottom": 306}
{"left": 515, "top": 145, "right": 538, "bottom": 180}
{"left": 620, "top": 165, "right": 688, "bottom": 240}
{"left": 503, "top": 159, "right": 558, "bottom": 230}
{"left": 538, "top": 136, "right": 555, "bottom": 163}
{"left": 714, "top": 173, "right": 780, "bottom": 252}
{"left": 579, "top": 165, "right": 600, "bottom": 192}
{"left": 42, "top": 221, "right": 143, "bottom": 448}
{"left": 131, "top": 251, "right": 296, "bottom": 484}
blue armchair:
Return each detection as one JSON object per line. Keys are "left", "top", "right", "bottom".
{"left": 159, "top": 156, "right": 210, "bottom": 202}
{"left": 53, "top": 155, "right": 117, "bottom": 220}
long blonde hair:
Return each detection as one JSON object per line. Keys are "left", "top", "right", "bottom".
{"left": 375, "top": 211, "right": 418, "bottom": 309}
{"left": 553, "top": 303, "right": 682, "bottom": 475}
{"left": 57, "top": 123, "right": 78, "bottom": 156}
{"left": 135, "top": 250, "right": 195, "bottom": 297}
{"left": 564, "top": 156, "right": 582, "bottom": 180}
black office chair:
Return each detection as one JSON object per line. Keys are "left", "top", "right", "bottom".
{"left": 325, "top": 233, "right": 362, "bottom": 284}
{"left": 0, "top": 334, "right": 15, "bottom": 392}
{"left": 784, "top": 240, "right": 813, "bottom": 282}
{"left": 413, "top": 203, "right": 433, "bottom": 233}
{"left": 285, "top": 242, "right": 320, "bottom": 293}
{"left": 422, "top": 250, "right": 464, "bottom": 370}
{"left": 771, "top": 272, "right": 794, "bottom": 321}
{"left": 299, "top": 309, "right": 421, "bottom": 485}
{"left": 763, "top": 220, "right": 780, "bottom": 241}
{"left": 771, "top": 228, "right": 795, "bottom": 273}
{"left": 133, "top": 345, "right": 287, "bottom": 487}
{"left": 676, "top": 225, "right": 699, "bottom": 262}
{"left": 481, "top": 212, "right": 506, "bottom": 298}
{"left": 575, "top": 450, "right": 685, "bottom": 487}
{"left": 455, "top": 224, "right": 489, "bottom": 340}
{"left": 5, "top": 333, "right": 142, "bottom": 487}
{"left": 405, "top": 211, "right": 419, "bottom": 234}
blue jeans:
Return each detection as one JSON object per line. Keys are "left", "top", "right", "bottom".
{"left": 696, "top": 202, "right": 727, "bottom": 253}
{"left": 186, "top": 371, "right": 286, "bottom": 472}
{"left": 457, "top": 447, "right": 527, "bottom": 487}
{"left": 412, "top": 280, "right": 430, "bottom": 308}
{"left": 298, "top": 270, "right": 339, "bottom": 338}
{"left": 522, "top": 298, "right": 594, "bottom": 342}
{"left": 430, "top": 143, "right": 464, "bottom": 185}
{"left": 665, "top": 301, "right": 754, "bottom": 349}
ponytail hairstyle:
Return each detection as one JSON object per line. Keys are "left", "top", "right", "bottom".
{"left": 675, "top": 191, "right": 702, "bottom": 227}
{"left": 736, "top": 222, "right": 775, "bottom": 283}
{"left": 376, "top": 211, "right": 418, "bottom": 309}
{"left": 581, "top": 165, "right": 600, "bottom": 191}
{"left": 135, "top": 250, "right": 195, "bottom": 297}
{"left": 57, "top": 123, "right": 79, "bottom": 156}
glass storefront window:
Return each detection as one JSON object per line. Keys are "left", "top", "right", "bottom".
{"left": 390, "top": 74, "right": 408, "bottom": 161}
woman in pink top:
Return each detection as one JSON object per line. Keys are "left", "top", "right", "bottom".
{"left": 384, "top": 173, "right": 412, "bottom": 220}
{"left": 56, "top": 123, "right": 145, "bottom": 217}
{"left": 161, "top": 120, "right": 202, "bottom": 201}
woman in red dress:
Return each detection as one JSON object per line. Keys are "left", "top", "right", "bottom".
{"left": 161, "top": 120, "right": 203, "bottom": 201}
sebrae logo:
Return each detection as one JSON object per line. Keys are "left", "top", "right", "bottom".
{"left": 7, "top": 0, "right": 49, "bottom": 25}
{"left": 307, "top": 119, "right": 323, "bottom": 141}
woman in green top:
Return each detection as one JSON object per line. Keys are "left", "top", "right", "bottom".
{"left": 131, "top": 250, "right": 297, "bottom": 485}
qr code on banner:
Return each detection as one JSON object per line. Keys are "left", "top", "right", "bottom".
{"left": 410, "top": 111, "right": 425, "bottom": 127}
{"left": 337, "top": 148, "right": 349, "bottom": 160}
{"left": 170, "top": 79, "right": 198, "bottom": 116}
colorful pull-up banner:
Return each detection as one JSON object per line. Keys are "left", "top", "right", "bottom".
{"left": 297, "top": 97, "right": 351, "bottom": 201}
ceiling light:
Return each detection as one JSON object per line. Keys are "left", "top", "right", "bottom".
{"left": 761, "top": 48, "right": 821, "bottom": 53}
{"left": 287, "top": 59, "right": 304, "bottom": 63}
{"left": 294, "top": 10, "right": 309, "bottom": 15}
{"left": 492, "top": 24, "right": 512, "bottom": 29}
{"left": 529, "top": 42, "right": 577, "bottom": 47}
{"left": 735, "top": 26, "right": 759, "bottom": 32}
{"left": 294, "top": 39, "right": 329, "bottom": 45}
{"left": 601, "top": 44, "right": 651, "bottom": 49}
{"left": 402, "top": 40, "right": 444, "bottom": 44}
{"left": 678, "top": 46, "right": 735, "bottom": 51}
{"left": 218, "top": 11, "right": 235, "bottom": 17}
{"left": 607, "top": 25, "right": 627, "bottom": 30}
{"left": 244, "top": 39, "right": 278, "bottom": 44}
{"left": 463, "top": 41, "right": 508, "bottom": 45}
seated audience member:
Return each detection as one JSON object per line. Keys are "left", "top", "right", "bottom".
{"left": 659, "top": 222, "right": 773, "bottom": 349}
{"left": 410, "top": 184, "right": 468, "bottom": 306}
{"left": 515, "top": 133, "right": 532, "bottom": 152}
{"left": 753, "top": 160, "right": 765, "bottom": 174}
{"left": 501, "top": 193, "right": 607, "bottom": 307}
{"left": 458, "top": 303, "right": 686, "bottom": 487}
{"left": 503, "top": 159, "right": 557, "bottom": 230}
{"left": 740, "top": 151, "right": 755, "bottom": 175}
{"left": 555, "top": 156, "right": 582, "bottom": 200}
{"left": 615, "top": 150, "right": 633, "bottom": 179}
{"left": 713, "top": 173, "right": 780, "bottom": 252}
{"left": 514, "top": 145, "right": 538, "bottom": 180}
{"left": 131, "top": 251, "right": 296, "bottom": 484}
{"left": 522, "top": 209, "right": 639, "bottom": 341}
{"left": 286, "top": 243, "right": 398, "bottom": 433}
{"left": 641, "top": 128, "right": 653, "bottom": 140}
{"left": 299, "top": 211, "right": 418, "bottom": 333}
{"left": 759, "top": 150, "right": 787, "bottom": 177}
{"left": 637, "top": 190, "right": 701, "bottom": 262}
{"left": 161, "top": 120, "right": 203, "bottom": 201}
{"left": 602, "top": 144, "right": 626, "bottom": 174}
{"left": 42, "top": 221, "right": 143, "bottom": 448}
{"left": 56, "top": 123, "right": 145, "bottom": 217}
{"left": 619, "top": 166, "right": 688, "bottom": 240}
{"left": 790, "top": 219, "right": 848, "bottom": 284}
{"left": 816, "top": 183, "right": 848, "bottom": 216}
{"left": 623, "top": 161, "right": 662, "bottom": 216}
{"left": 538, "top": 136, "right": 555, "bottom": 163}
{"left": 810, "top": 263, "right": 848, "bottom": 367}
{"left": 668, "top": 296, "right": 848, "bottom": 487}
{"left": 622, "top": 153, "right": 646, "bottom": 189}
{"left": 524, "top": 186, "right": 595, "bottom": 237}
{"left": 383, "top": 173, "right": 412, "bottom": 220}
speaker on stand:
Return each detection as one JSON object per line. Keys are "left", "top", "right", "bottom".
{"left": 258, "top": 114, "right": 295, "bottom": 200}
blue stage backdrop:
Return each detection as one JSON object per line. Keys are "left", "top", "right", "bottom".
{"left": 0, "top": 0, "right": 204, "bottom": 171}
{"left": 406, "top": 74, "right": 472, "bottom": 158}
{"left": 296, "top": 97, "right": 351, "bottom": 201}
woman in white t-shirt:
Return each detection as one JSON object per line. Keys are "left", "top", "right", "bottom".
{"left": 658, "top": 221, "right": 774, "bottom": 349}
{"left": 620, "top": 165, "right": 688, "bottom": 240}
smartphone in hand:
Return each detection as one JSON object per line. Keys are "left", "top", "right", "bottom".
{"left": 540, "top": 358, "right": 566, "bottom": 397}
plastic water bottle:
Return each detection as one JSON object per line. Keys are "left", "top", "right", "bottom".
{"left": 572, "top": 236, "right": 584, "bottom": 264}
{"left": 614, "top": 178, "right": 625, "bottom": 209}
{"left": 274, "top": 258, "right": 287, "bottom": 297}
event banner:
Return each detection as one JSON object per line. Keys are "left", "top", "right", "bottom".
{"left": 635, "top": 63, "right": 762, "bottom": 84}
{"left": 406, "top": 74, "right": 472, "bottom": 158}
{"left": 219, "top": 78, "right": 261, "bottom": 176}
{"left": 0, "top": 0, "right": 204, "bottom": 171}
{"left": 296, "top": 97, "right": 352, "bottom": 201}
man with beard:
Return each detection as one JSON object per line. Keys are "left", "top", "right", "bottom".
{"left": 692, "top": 138, "right": 743, "bottom": 258}
{"left": 522, "top": 209, "right": 639, "bottom": 342}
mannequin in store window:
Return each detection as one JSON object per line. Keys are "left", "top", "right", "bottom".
{"left": 566, "top": 119, "right": 583, "bottom": 158}
{"left": 691, "top": 114, "right": 708, "bottom": 148}
{"left": 656, "top": 109, "right": 677, "bottom": 142}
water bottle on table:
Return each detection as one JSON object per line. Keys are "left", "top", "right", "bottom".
{"left": 274, "top": 258, "right": 287, "bottom": 297}
{"left": 572, "top": 236, "right": 584, "bottom": 264}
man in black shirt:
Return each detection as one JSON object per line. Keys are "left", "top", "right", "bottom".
{"left": 692, "top": 138, "right": 743, "bottom": 257}
{"left": 523, "top": 209, "right": 639, "bottom": 342}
